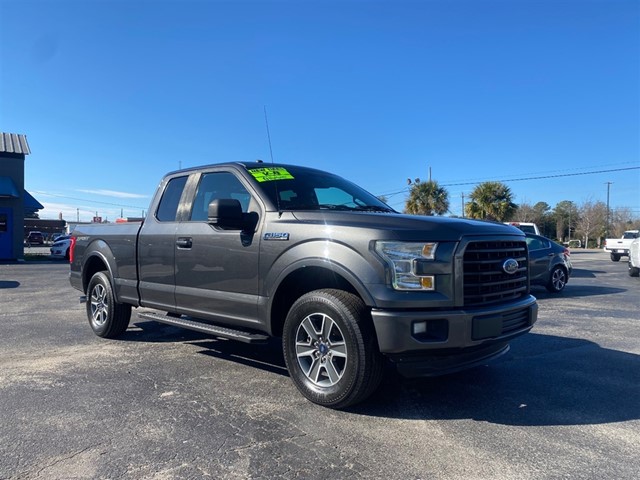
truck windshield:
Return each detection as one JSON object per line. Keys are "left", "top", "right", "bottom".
{"left": 252, "top": 166, "right": 396, "bottom": 213}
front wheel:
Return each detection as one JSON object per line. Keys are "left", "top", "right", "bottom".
{"left": 86, "top": 272, "right": 131, "bottom": 338}
{"left": 611, "top": 253, "right": 621, "bottom": 262}
{"left": 546, "top": 266, "right": 567, "bottom": 293}
{"left": 629, "top": 262, "right": 640, "bottom": 277}
{"left": 282, "top": 289, "right": 384, "bottom": 409}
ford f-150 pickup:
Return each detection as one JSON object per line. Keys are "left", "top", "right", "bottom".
{"left": 70, "top": 162, "right": 538, "bottom": 408}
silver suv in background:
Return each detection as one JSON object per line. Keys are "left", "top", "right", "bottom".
{"left": 628, "top": 237, "right": 640, "bottom": 277}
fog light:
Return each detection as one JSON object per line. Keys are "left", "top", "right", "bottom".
{"left": 413, "top": 321, "right": 427, "bottom": 335}
{"left": 420, "top": 276, "right": 434, "bottom": 290}
{"left": 412, "top": 319, "right": 449, "bottom": 342}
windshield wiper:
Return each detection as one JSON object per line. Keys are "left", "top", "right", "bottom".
{"left": 351, "top": 205, "right": 396, "bottom": 213}
{"left": 283, "top": 204, "right": 396, "bottom": 213}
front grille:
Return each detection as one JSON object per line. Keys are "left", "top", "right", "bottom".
{"left": 463, "top": 240, "right": 529, "bottom": 306}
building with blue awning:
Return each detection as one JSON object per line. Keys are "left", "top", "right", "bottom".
{"left": 0, "top": 132, "right": 44, "bottom": 260}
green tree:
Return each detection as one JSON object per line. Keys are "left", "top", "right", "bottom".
{"left": 404, "top": 179, "right": 449, "bottom": 215}
{"left": 465, "top": 182, "right": 517, "bottom": 221}
{"left": 552, "top": 200, "right": 576, "bottom": 241}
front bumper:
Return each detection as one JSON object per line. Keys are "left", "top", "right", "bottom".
{"left": 370, "top": 295, "right": 538, "bottom": 376}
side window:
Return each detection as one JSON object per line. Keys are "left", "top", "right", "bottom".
{"left": 190, "top": 172, "right": 253, "bottom": 221}
{"left": 156, "top": 176, "right": 188, "bottom": 222}
{"left": 525, "top": 236, "right": 546, "bottom": 251}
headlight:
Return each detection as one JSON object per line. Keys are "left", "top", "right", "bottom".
{"left": 375, "top": 241, "right": 438, "bottom": 290}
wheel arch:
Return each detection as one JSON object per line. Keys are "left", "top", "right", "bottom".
{"left": 268, "top": 260, "right": 374, "bottom": 338}
{"left": 81, "top": 251, "right": 114, "bottom": 295}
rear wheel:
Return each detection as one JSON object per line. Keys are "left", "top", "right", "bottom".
{"left": 629, "top": 261, "right": 640, "bottom": 277}
{"left": 86, "top": 272, "right": 131, "bottom": 338}
{"left": 611, "top": 253, "right": 621, "bottom": 262}
{"left": 282, "top": 289, "right": 384, "bottom": 409}
{"left": 546, "top": 266, "right": 567, "bottom": 293}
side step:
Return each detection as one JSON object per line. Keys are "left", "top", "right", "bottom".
{"left": 137, "top": 311, "right": 269, "bottom": 344}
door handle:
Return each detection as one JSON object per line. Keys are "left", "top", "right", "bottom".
{"left": 176, "top": 237, "right": 193, "bottom": 249}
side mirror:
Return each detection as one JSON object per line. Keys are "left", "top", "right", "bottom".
{"left": 208, "top": 199, "right": 244, "bottom": 229}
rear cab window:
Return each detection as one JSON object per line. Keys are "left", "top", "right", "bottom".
{"left": 156, "top": 176, "right": 188, "bottom": 222}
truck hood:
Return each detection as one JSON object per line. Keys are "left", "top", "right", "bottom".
{"left": 290, "top": 211, "right": 524, "bottom": 241}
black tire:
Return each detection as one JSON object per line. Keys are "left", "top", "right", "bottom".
{"left": 611, "top": 253, "right": 621, "bottom": 262}
{"left": 545, "top": 265, "right": 567, "bottom": 293}
{"left": 64, "top": 248, "right": 70, "bottom": 261}
{"left": 282, "top": 289, "right": 384, "bottom": 409}
{"left": 86, "top": 272, "right": 131, "bottom": 338}
{"left": 628, "top": 262, "right": 640, "bottom": 277}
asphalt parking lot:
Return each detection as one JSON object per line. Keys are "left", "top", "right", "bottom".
{"left": 1, "top": 250, "right": 638, "bottom": 479}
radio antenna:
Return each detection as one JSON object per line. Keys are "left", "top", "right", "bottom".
{"left": 264, "top": 106, "right": 275, "bottom": 164}
{"left": 263, "top": 106, "right": 281, "bottom": 215}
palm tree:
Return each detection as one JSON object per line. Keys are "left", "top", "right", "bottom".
{"left": 465, "top": 182, "right": 517, "bottom": 221}
{"left": 404, "top": 180, "right": 449, "bottom": 215}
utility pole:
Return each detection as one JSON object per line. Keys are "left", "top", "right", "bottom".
{"left": 568, "top": 203, "right": 571, "bottom": 241}
{"left": 605, "top": 182, "right": 613, "bottom": 237}
{"left": 461, "top": 192, "right": 465, "bottom": 218}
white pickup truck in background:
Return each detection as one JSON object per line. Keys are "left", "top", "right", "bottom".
{"left": 604, "top": 230, "right": 639, "bottom": 262}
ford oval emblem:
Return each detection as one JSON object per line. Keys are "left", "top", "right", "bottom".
{"left": 503, "top": 258, "right": 519, "bottom": 275}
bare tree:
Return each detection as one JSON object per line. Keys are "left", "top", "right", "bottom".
{"left": 512, "top": 201, "right": 536, "bottom": 222}
{"left": 577, "top": 199, "right": 607, "bottom": 248}
{"left": 611, "top": 207, "right": 640, "bottom": 236}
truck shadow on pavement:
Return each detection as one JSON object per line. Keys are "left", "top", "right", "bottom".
{"left": 125, "top": 320, "right": 289, "bottom": 377}
{"left": 126, "top": 322, "right": 638, "bottom": 426}
{"left": 356, "top": 333, "right": 640, "bottom": 426}
{"left": 531, "top": 284, "right": 626, "bottom": 298}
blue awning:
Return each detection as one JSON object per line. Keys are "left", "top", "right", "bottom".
{"left": 24, "top": 190, "right": 44, "bottom": 210}
{"left": 0, "top": 176, "right": 19, "bottom": 198}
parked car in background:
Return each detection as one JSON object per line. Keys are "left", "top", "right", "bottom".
{"left": 26, "top": 231, "right": 44, "bottom": 245}
{"left": 526, "top": 233, "right": 572, "bottom": 292}
{"left": 628, "top": 237, "right": 640, "bottom": 277}
{"left": 505, "top": 222, "right": 541, "bottom": 235}
{"left": 604, "top": 230, "right": 639, "bottom": 262}
{"left": 50, "top": 235, "right": 72, "bottom": 260}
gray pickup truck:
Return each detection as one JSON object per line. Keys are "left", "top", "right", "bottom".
{"left": 70, "top": 162, "right": 538, "bottom": 408}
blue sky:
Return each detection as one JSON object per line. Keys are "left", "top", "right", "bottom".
{"left": 1, "top": 0, "right": 638, "bottom": 221}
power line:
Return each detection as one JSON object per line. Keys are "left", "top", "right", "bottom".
{"left": 31, "top": 191, "right": 148, "bottom": 210}
{"left": 376, "top": 166, "right": 640, "bottom": 197}
{"left": 441, "top": 166, "right": 639, "bottom": 187}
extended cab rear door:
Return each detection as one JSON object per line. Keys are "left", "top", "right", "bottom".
{"left": 173, "top": 168, "right": 263, "bottom": 327}
{"left": 138, "top": 174, "right": 190, "bottom": 311}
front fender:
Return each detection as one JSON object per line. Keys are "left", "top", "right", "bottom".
{"left": 264, "top": 239, "right": 383, "bottom": 307}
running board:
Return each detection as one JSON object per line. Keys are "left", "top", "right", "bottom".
{"left": 137, "top": 311, "right": 269, "bottom": 344}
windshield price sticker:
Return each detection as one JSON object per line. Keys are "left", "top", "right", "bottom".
{"left": 248, "top": 167, "right": 294, "bottom": 182}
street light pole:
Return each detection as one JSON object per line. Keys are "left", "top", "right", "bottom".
{"left": 605, "top": 182, "right": 613, "bottom": 237}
